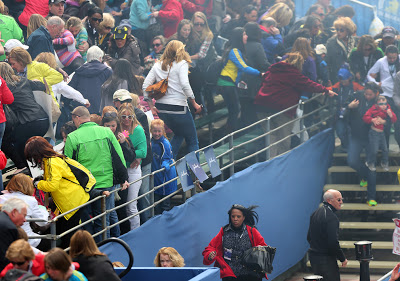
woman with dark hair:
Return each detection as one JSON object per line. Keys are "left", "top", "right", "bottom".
{"left": 323, "top": 4, "right": 355, "bottom": 39}
{"left": 24, "top": 136, "right": 90, "bottom": 249}
{"left": 240, "top": 22, "right": 269, "bottom": 126}
{"left": 218, "top": 27, "right": 261, "bottom": 133}
{"left": 222, "top": 5, "right": 258, "bottom": 40}
{"left": 69, "top": 230, "right": 121, "bottom": 281}
{"left": 349, "top": 35, "right": 384, "bottom": 84}
{"left": 202, "top": 204, "right": 268, "bottom": 281}
{"left": 284, "top": 15, "right": 322, "bottom": 50}
{"left": 101, "top": 58, "right": 142, "bottom": 110}
{"left": 85, "top": 7, "right": 103, "bottom": 47}
{"left": 168, "top": 19, "right": 192, "bottom": 45}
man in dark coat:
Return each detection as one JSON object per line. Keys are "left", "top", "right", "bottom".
{"left": 0, "top": 198, "right": 28, "bottom": 271}
{"left": 307, "top": 189, "right": 348, "bottom": 281}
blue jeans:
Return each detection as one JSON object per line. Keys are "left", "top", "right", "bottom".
{"left": 367, "top": 129, "right": 388, "bottom": 166}
{"left": 335, "top": 118, "right": 348, "bottom": 148}
{"left": 347, "top": 136, "right": 377, "bottom": 200}
{"left": 0, "top": 122, "right": 5, "bottom": 190}
{"left": 158, "top": 108, "right": 199, "bottom": 159}
{"left": 92, "top": 186, "right": 120, "bottom": 242}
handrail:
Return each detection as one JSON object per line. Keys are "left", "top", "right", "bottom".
{"left": 27, "top": 93, "right": 334, "bottom": 247}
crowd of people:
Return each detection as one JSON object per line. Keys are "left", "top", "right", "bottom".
{"left": 0, "top": 0, "right": 398, "bottom": 278}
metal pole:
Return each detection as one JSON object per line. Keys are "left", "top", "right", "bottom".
{"left": 229, "top": 134, "right": 234, "bottom": 177}
{"left": 360, "top": 261, "right": 371, "bottom": 281}
{"left": 101, "top": 196, "right": 107, "bottom": 241}
{"left": 299, "top": 101, "right": 305, "bottom": 143}
{"left": 265, "top": 118, "right": 270, "bottom": 161}
{"left": 219, "top": 157, "right": 224, "bottom": 181}
{"left": 149, "top": 174, "right": 155, "bottom": 218}
{"left": 50, "top": 222, "right": 57, "bottom": 249}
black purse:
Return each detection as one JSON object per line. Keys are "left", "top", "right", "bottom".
{"left": 4, "top": 104, "right": 18, "bottom": 130}
{"left": 242, "top": 228, "right": 276, "bottom": 275}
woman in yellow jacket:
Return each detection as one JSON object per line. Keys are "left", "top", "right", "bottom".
{"left": 8, "top": 47, "right": 63, "bottom": 104}
{"left": 25, "top": 136, "right": 90, "bottom": 249}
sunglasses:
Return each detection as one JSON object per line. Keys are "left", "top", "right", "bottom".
{"left": 152, "top": 43, "right": 162, "bottom": 48}
{"left": 336, "top": 28, "right": 346, "bottom": 33}
{"left": 11, "top": 261, "right": 26, "bottom": 266}
{"left": 121, "top": 115, "right": 134, "bottom": 120}
{"left": 104, "top": 112, "right": 117, "bottom": 118}
{"left": 104, "top": 26, "right": 113, "bottom": 30}
{"left": 378, "top": 102, "right": 387, "bottom": 106}
{"left": 91, "top": 17, "right": 103, "bottom": 22}
{"left": 194, "top": 23, "right": 205, "bottom": 27}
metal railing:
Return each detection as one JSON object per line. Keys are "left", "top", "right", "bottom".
{"left": 27, "top": 93, "right": 334, "bottom": 248}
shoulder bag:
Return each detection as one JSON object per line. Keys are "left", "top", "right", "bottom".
{"left": 43, "top": 78, "right": 61, "bottom": 122}
{"left": 145, "top": 63, "right": 172, "bottom": 100}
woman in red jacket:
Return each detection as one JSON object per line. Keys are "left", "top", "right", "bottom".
{"left": 151, "top": 0, "right": 184, "bottom": 38}
{"left": 202, "top": 204, "right": 267, "bottom": 281}
{"left": 254, "top": 52, "right": 336, "bottom": 158}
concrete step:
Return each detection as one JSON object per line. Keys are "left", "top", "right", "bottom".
{"left": 324, "top": 184, "right": 400, "bottom": 192}
{"left": 340, "top": 203, "right": 400, "bottom": 211}
{"left": 340, "top": 240, "right": 392, "bottom": 249}
{"left": 328, "top": 166, "right": 400, "bottom": 173}
{"left": 306, "top": 260, "right": 398, "bottom": 269}
{"left": 340, "top": 222, "right": 394, "bottom": 230}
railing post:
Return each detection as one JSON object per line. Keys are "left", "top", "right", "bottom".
{"left": 265, "top": 118, "right": 270, "bottom": 161}
{"left": 219, "top": 157, "right": 224, "bottom": 181}
{"left": 101, "top": 196, "right": 107, "bottom": 241}
{"left": 229, "top": 134, "right": 234, "bottom": 177}
{"left": 149, "top": 174, "right": 155, "bottom": 218}
{"left": 50, "top": 221, "right": 57, "bottom": 249}
{"left": 299, "top": 101, "right": 305, "bottom": 143}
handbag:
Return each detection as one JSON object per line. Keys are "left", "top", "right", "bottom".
{"left": 242, "top": 227, "right": 276, "bottom": 274}
{"left": 145, "top": 63, "right": 172, "bottom": 100}
{"left": 43, "top": 78, "right": 61, "bottom": 122}
{"left": 4, "top": 104, "right": 18, "bottom": 129}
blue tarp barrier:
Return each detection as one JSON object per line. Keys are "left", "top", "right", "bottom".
{"left": 295, "top": 0, "right": 400, "bottom": 37}
{"left": 101, "top": 129, "right": 334, "bottom": 280}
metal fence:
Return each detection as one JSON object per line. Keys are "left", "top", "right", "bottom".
{"left": 27, "top": 93, "right": 334, "bottom": 248}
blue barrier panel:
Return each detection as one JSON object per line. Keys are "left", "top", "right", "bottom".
{"left": 114, "top": 267, "right": 220, "bottom": 281}
{"left": 101, "top": 129, "right": 334, "bottom": 280}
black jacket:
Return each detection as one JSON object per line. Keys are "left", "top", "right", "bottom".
{"left": 0, "top": 212, "right": 18, "bottom": 271}
{"left": 307, "top": 202, "right": 346, "bottom": 262}
{"left": 72, "top": 255, "right": 121, "bottom": 281}
{"left": 8, "top": 78, "right": 48, "bottom": 125}
{"left": 108, "top": 35, "right": 143, "bottom": 75}
{"left": 349, "top": 48, "right": 383, "bottom": 84}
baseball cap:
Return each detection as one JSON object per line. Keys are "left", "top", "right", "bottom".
{"left": 113, "top": 26, "right": 128, "bottom": 40}
{"left": 113, "top": 89, "right": 132, "bottom": 102}
{"left": 337, "top": 67, "right": 352, "bottom": 81}
{"left": 49, "top": 0, "right": 65, "bottom": 4}
{"left": 382, "top": 26, "right": 396, "bottom": 38}
{"left": 315, "top": 44, "right": 327, "bottom": 55}
{"left": 119, "top": 19, "right": 132, "bottom": 30}
{"left": 4, "top": 39, "right": 29, "bottom": 53}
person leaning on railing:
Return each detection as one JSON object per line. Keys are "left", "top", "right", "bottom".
{"left": 24, "top": 136, "right": 90, "bottom": 249}
{"left": 254, "top": 52, "right": 337, "bottom": 158}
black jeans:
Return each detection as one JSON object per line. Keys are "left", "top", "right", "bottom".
{"left": 56, "top": 209, "right": 82, "bottom": 249}
{"left": 309, "top": 254, "right": 340, "bottom": 281}
{"left": 115, "top": 188, "right": 131, "bottom": 235}
{"left": 218, "top": 85, "right": 240, "bottom": 133}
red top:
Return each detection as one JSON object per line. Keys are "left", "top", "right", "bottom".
{"left": 158, "top": 0, "right": 184, "bottom": 38}
{"left": 0, "top": 151, "right": 6, "bottom": 170}
{"left": 202, "top": 225, "right": 268, "bottom": 279}
{"left": 363, "top": 104, "right": 397, "bottom": 131}
{"left": 0, "top": 254, "right": 45, "bottom": 277}
{"left": 18, "top": 0, "right": 49, "bottom": 26}
{"left": 180, "top": 0, "right": 213, "bottom": 17}
{"left": 254, "top": 62, "right": 328, "bottom": 117}
{"left": 0, "top": 76, "right": 14, "bottom": 123}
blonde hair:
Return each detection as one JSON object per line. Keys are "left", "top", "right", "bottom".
{"left": 90, "top": 114, "right": 102, "bottom": 124}
{"left": 154, "top": 247, "right": 185, "bottom": 267}
{"left": 66, "top": 16, "right": 83, "bottom": 31}
{"left": 0, "top": 62, "right": 20, "bottom": 86}
{"left": 292, "top": 37, "right": 314, "bottom": 60}
{"left": 34, "top": 52, "right": 58, "bottom": 69}
{"left": 130, "top": 93, "right": 140, "bottom": 108}
{"left": 283, "top": 52, "right": 304, "bottom": 71}
{"left": 118, "top": 103, "right": 140, "bottom": 134}
{"left": 69, "top": 230, "right": 105, "bottom": 258}
{"left": 98, "top": 13, "right": 115, "bottom": 34}
{"left": 9, "top": 47, "right": 32, "bottom": 67}
{"left": 6, "top": 239, "right": 35, "bottom": 262}
{"left": 6, "top": 174, "right": 34, "bottom": 196}
{"left": 191, "top": 12, "right": 213, "bottom": 43}
{"left": 334, "top": 17, "right": 356, "bottom": 35}
{"left": 0, "top": 1, "right": 4, "bottom": 14}
{"left": 27, "top": 14, "right": 47, "bottom": 38}
{"left": 150, "top": 119, "right": 167, "bottom": 137}
{"left": 262, "top": 3, "right": 293, "bottom": 28}
{"left": 160, "top": 40, "right": 191, "bottom": 71}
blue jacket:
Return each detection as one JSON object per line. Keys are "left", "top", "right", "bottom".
{"left": 151, "top": 136, "right": 177, "bottom": 195}
{"left": 129, "top": 0, "right": 151, "bottom": 30}
{"left": 69, "top": 60, "right": 112, "bottom": 114}
{"left": 220, "top": 48, "right": 260, "bottom": 84}
{"left": 261, "top": 32, "right": 283, "bottom": 64}
{"left": 27, "top": 26, "right": 55, "bottom": 61}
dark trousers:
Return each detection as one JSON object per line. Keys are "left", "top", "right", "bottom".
{"left": 367, "top": 129, "right": 388, "bottom": 165}
{"left": 218, "top": 85, "right": 240, "bottom": 133}
{"left": 309, "top": 254, "right": 340, "bottom": 281}
{"left": 56, "top": 209, "right": 81, "bottom": 249}
{"left": 115, "top": 188, "right": 131, "bottom": 235}
{"left": 223, "top": 275, "right": 262, "bottom": 281}
{"left": 385, "top": 97, "right": 400, "bottom": 148}
{"left": 154, "top": 193, "right": 171, "bottom": 215}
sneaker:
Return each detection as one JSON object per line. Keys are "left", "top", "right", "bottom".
{"left": 365, "top": 162, "right": 376, "bottom": 171}
{"left": 381, "top": 163, "right": 389, "bottom": 172}
{"left": 360, "top": 180, "right": 368, "bottom": 187}
{"left": 367, "top": 200, "right": 377, "bottom": 207}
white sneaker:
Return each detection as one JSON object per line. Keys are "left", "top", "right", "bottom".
{"left": 365, "top": 162, "right": 376, "bottom": 171}
{"left": 381, "top": 163, "right": 389, "bottom": 172}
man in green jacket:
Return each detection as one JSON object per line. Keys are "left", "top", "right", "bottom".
{"left": 0, "top": 7, "right": 24, "bottom": 61}
{"left": 65, "top": 106, "right": 129, "bottom": 241}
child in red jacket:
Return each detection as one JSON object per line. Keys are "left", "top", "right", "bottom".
{"left": 363, "top": 96, "right": 397, "bottom": 172}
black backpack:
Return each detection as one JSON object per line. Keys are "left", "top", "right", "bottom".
{"left": 1, "top": 269, "right": 43, "bottom": 281}
{"left": 204, "top": 57, "right": 225, "bottom": 86}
